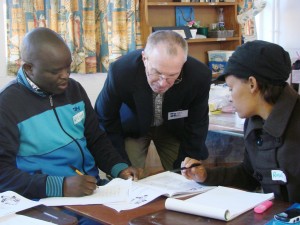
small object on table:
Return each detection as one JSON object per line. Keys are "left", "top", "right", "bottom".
{"left": 254, "top": 200, "right": 273, "bottom": 213}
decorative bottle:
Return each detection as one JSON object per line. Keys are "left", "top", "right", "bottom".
{"left": 218, "top": 8, "right": 225, "bottom": 30}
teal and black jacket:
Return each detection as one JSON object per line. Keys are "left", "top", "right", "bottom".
{"left": 0, "top": 68, "right": 129, "bottom": 199}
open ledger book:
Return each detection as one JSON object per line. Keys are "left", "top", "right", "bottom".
{"left": 136, "top": 171, "right": 215, "bottom": 197}
{"left": 103, "top": 171, "right": 215, "bottom": 212}
{"left": 165, "top": 186, "right": 274, "bottom": 221}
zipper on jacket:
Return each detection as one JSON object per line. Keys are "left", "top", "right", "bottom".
{"left": 49, "top": 95, "right": 88, "bottom": 174}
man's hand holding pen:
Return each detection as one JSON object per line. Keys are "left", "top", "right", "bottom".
{"left": 181, "top": 157, "right": 207, "bottom": 183}
{"left": 63, "top": 175, "right": 98, "bottom": 197}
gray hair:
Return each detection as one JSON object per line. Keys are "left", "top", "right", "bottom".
{"left": 144, "top": 30, "right": 188, "bottom": 60}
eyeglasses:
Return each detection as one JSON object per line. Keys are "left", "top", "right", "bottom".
{"left": 145, "top": 58, "right": 183, "bottom": 85}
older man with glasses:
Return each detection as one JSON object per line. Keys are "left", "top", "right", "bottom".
{"left": 95, "top": 30, "right": 212, "bottom": 173}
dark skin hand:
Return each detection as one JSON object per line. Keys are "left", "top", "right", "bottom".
{"left": 63, "top": 167, "right": 139, "bottom": 197}
{"left": 63, "top": 175, "right": 97, "bottom": 197}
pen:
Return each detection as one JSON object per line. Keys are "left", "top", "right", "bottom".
{"left": 69, "top": 165, "right": 99, "bottom": 188}
{"left": 69, "top": 165, "right": 84, "bottom": 175}
{"left": 170, "top": 163, "right": 202, "bottom": 173}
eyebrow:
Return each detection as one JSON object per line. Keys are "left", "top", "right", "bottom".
{"left": 151, "top": 67, "right": 181, "bottom": 77}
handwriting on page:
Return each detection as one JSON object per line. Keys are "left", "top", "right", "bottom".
{"left": 39, "top": 178, "right": 131, "bottom": 206}
{"left": 138, "top": 171, "right": 211, "bottom": 197}
{"left": 0, "top": 191, "right": 40, "bottom": 217}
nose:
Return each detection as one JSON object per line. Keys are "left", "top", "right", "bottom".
{"left": 61, "top": 68, "right": 71, "bottom": 79}
{"left": 157, "top": 76, "right": 169, "bottom": 87}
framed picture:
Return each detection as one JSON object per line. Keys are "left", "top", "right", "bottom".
{"left": 152, "top": 26, "right": 192, "bottom": 39}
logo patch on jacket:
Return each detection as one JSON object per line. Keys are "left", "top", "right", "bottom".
{"left": 73, "top": 111, "right": 85, "bottom": 125}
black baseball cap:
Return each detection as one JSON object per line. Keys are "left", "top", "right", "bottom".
{"left": 217, "top": 40, "right": 291, "bottom": 85}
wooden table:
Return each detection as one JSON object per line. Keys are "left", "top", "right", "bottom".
{"left": 18, "top": 204, "right": 77, "bottom": 225}
{"left": 65, "top": 198, "right": 290, "bottom": 225}
{"left": 129, "top": 200, "right": 289, "bottom": 225}
{"left": 64, "top": 197, "right": 165, "bottom": 225}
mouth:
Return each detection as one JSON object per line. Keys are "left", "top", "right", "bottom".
{"left": 58, "top": 82, "right": 68, "bottom": 89}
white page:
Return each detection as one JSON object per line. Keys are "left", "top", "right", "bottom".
{"left": 39, "top": 178, "right": 131, "bottom": 206}
{"left": 104, "top": 182, "right": 164, "bottom": 212}
{"left": 138, "top": 171, "right": 215, "bottom": 197}
{"left": 165, "top": 186, "right": 274, "bottom": 221}
{"left": 0, "top": 191, "right": 40, "bottom": 217}
{"left": 0, "top": 214, "right": 57, "bottom": 225}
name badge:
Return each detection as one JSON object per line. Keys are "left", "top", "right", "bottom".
{"left": 73, "top": 111, "right": 85, "bottom": 125}
{"left": 168, "top": 110, "right": 188, "bottom": 120}
{"left": 271, "top": 170, "right": 287, "bottom": 183}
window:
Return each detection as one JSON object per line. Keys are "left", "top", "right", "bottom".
{"left": 0, "top": 1, "right": 6, "bottom": 76}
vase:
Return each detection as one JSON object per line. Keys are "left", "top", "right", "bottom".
{"left": 190, "top": 29, "right": 197, "bottom": 39}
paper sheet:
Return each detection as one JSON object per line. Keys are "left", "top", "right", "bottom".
{"left": 104, "top": 182, "right": 164, "bottom": 212}
{"left": 0, "top": 191, "right": 40, "bottom": 217}
{"left": 39, "top": 178, "right": 131, "bottom": 206}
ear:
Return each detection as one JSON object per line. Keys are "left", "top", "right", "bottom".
{"left": 22, "top": 63, "right": 33, "bottom": 77}
{"left": 141, "top": 51, "right": 147, "bottom": 65}
{"left": 248, "top": 76, "right": 258, "bottom": 94}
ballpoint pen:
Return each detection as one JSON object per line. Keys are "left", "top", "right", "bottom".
{"left": 170, "top": 163, "right": 202, "bottom": 173}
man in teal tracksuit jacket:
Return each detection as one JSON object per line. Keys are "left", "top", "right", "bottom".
{"left": 0, "top": 28, "right": 137, "bottom": 203}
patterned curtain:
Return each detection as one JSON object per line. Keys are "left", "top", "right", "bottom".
{"left": 237, "top": 0, "right": 266, "bottom": 43}
{"left": 6, "top": 0, "right": 142, "bottom": 75}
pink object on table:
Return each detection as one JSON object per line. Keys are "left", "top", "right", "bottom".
{"left": 254, "top": 200, "right": 273, "bottom": 214}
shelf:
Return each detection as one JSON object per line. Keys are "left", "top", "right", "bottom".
{"left": 140, "top": 0, "right": 241, "bottom": 64}
{"left": 187, "top": 37, "right": 240, "bottom": 43}
{"left": 148, "top": 2, "right": 237, "bottom": 6}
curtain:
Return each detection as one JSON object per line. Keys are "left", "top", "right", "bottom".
{"left": 6, "top": 0, "right": 142, "bottom": 75}
{"left": 237, "top": 0, "right": 267, "bottom": 43}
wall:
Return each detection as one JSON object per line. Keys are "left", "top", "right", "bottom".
{"left": 256, "top": 0, "right": 300, "bottom": 62}
{"left": 70, "top": 73, "right": 107, "bottom": 106}
{"left": 0, "top": 0, "right": 6, "bottom": 75}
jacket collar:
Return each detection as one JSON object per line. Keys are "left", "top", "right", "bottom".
{"left": 245, "top": 85, "right": 299, "bottom": 138}
{"left": 17, "top": 67, "right": 48, "bottom": 97}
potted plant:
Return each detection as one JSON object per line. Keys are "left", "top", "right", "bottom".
{"left": 186, "top": 20, "right": 201, "bottom": 29}
{"left": 186, "top": 20, "right": 200, "bottom": 38}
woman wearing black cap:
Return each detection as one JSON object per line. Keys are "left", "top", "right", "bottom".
{"left": 181, "top": 40, "right": 300, "bottom": 203}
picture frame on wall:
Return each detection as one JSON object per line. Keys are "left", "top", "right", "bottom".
{"left": 152, "top": 26, "right": 192, "bottom": 39}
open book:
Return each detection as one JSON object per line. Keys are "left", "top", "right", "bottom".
{"left": 165, "top": 186, "right": 274, "bottom": 221}
{"left": 137, "top": 171, "right": 215, "bottom": 197}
